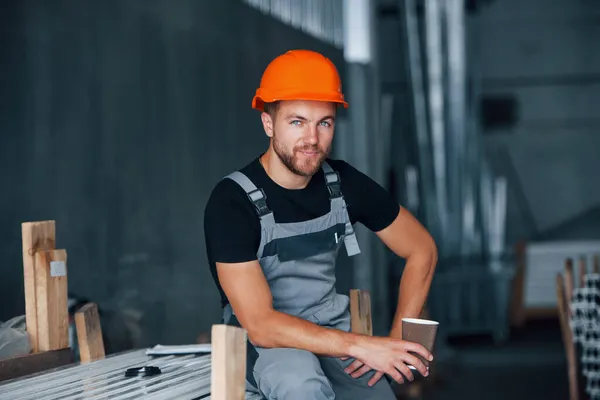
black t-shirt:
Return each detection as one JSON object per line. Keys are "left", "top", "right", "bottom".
{"left": 203, "top": 156, "right": 400, "bottom": 307}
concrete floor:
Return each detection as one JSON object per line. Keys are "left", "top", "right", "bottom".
{"left": 395, "top": 318, "right": 569, "bottom": 400}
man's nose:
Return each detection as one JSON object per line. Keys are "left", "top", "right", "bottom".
{"left": 303, "top": 125, "right": 318, "bottom": 145}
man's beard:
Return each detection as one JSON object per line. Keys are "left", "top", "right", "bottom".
{"left": 272, "top": 134, "right": 330, "bottom": 177}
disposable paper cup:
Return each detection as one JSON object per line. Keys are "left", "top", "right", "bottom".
{"left": 401, "top": 317, "right": 439, "bottom": 371}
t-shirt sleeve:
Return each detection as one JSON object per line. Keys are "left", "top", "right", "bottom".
{"left": 334, "top": 160, "right": 400, "bottom": 232}
{"left": 203, "top": 178, "right": 261, "bottom": 264}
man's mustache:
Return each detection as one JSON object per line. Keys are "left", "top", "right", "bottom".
{"left": 295, "top": 146, "right": 321, "bottom": 153}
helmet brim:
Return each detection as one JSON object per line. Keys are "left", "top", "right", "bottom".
{"left": 252, "top": 93, "right": 349, "bottom": 111}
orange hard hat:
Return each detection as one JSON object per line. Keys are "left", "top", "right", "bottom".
{"left": 252, "top": 49, "right": 348, "bottom": 111}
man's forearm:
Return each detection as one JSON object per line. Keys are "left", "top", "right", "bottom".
{"left": 249, "top": 310, "right": 363, "bottom": 358}
{"left": 389, "top": 252, "right": 436, "bottom": 338}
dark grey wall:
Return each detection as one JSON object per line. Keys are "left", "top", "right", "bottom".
{"left": 0, "top": 0, "right": 346, "bottom": 348}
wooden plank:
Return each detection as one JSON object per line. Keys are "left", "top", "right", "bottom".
{"left": 556, "top": 273, "right": 579, "bottom": 400}
{"left": 34, "top": 249, "right": 69, "bottom": 352}
{"left": 510, "top": 241, "right": 527, "bottom": 327}
{"left": 211, "top": 324, "right": 247, "bottom": 400}
{"left": 578, "top": 256, "right": 586, "bottom": 288}
{"left": 564, "top": 258, "right": 574, "bottom": 318}
{"left": 350, "top": 289, "right": 372, "bottom": 336}
{"left": 74, "top": 303, "right": 105, "bottom": 364}
{"left": 21, "top": 221, "right": 56, "bottom": 353}
{"left": 196, "top": 331, "right": 211, "bottom": 344}
{"left": 0, "top": 348, "right": 72, "bottom": 382}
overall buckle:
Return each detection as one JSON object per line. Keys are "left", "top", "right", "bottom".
{"left": 247, "top": 188, "right": 271, "bottom": 217}
{"left": 325, "top": 171, "right": 343, "bottom": 199}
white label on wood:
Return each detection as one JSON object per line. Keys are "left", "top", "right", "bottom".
{"left": 50, "top": 261, "right": 66, "bottom": 277}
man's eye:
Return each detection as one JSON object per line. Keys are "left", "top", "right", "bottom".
{"left": 320, "top": 121, "right": 331, "bottom": 127}
{"left": 290, "top": 120, "right": 302, "bottom": 126}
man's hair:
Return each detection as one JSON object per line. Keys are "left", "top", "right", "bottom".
{"left": 263, "top": 101, "right": 280, "bottom": 117}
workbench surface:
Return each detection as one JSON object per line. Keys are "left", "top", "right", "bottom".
{"left": 0, "top": 349, "right": 262, "bottom": 400}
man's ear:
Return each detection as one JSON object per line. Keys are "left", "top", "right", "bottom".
{"left": 261, "top": 112, "right": 274, "bottom": 138}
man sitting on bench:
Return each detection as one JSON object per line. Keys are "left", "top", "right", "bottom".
{"left": 204, "top": 49, "right": 437, "bottom": 400}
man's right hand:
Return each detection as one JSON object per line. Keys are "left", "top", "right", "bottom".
{"left": 347, "top": 335, "right": 432, "bottom": 386}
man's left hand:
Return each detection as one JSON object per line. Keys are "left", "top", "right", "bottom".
{"left": 343, "top": 358, "right": 387, "bottom": 386}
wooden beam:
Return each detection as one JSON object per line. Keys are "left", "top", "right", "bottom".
{"left": 350, "top": 289, "right": 372, "bottom": 336}
{"left": 564, "top": 258, "right": 574, "bottom": 318}
{"left": 556, "top": 273, "right": 579, "bottom": 400}
{"left": 578, "top": 256, "right": 587, "bottom": 288}
{"left": 34, "top": 249, "right": 69, "bottom": 352}
{"left": 510, "top": 241, "right": 527, "bottom": 327}
{"left": 0, "top": 348, "right": 72, "bottom": 382}
{"left": 211, "top": 324, "right": 247, "bottom": 400}
{"left": 196, "top": 331, "right": 211, "bottom": 344}
{"left": 74, "top": 303, "right": 105, "bottom": 364}
{"left": 22, "top": 221, "right": 56, "bottom": 353}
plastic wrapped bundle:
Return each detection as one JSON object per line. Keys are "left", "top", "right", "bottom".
{"left": 0, "top": 315, "right": 31, "bottom": 361}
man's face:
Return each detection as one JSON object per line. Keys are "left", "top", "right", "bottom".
{"left": 262, "top": 100, "right": 336, "bottom": 177}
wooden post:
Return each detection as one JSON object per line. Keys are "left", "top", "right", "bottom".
{"left": 564, "top": 258, "right": 574, "bottom": 318}
{"left": 196, "top": 331, "right": 211, "bottom": 344}
{"left": 22, "top": 221, "right": 56, "bottom": 353}
{"left": 556, "top": 273, "right": 579, "bottom": 400}
{"left": 34, "top": 249, "right": 69, "bottom": 352}
{"left": 578, "top": 256, "right": 587, "bottom": 288}
{"left": 75, "top": 303, "right": 105, "bottom": 364}
{"left": 211, "top": 324, "right": 247, "bottom": 400}
{"left": 510, "top": 240, "right": 527, "bottom": 327}
{"left": 350, "top": 289, "right": 372, "bottom": 336}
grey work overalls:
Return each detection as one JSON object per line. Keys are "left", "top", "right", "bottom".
{"left": 222, "top": 162, "right": 396, "bottom": 400}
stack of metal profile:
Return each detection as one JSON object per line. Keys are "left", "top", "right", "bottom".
{"left": 0, "top": 349, "right": 263, "bottom": 400}
{"left": 570, "top": 273, "right": 600, "bottom": 399}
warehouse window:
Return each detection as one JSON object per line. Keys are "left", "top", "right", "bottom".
{"left": 242, "top": 0, "right": 344, "bottom": 48}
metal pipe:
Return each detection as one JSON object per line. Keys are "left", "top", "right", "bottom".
{"left": 400, "top": 0, "right": 438, "bottom": 238}
{"left": 425, "top": 0, "right": 449, "bottom": 251}
{"left": 444, "top": 0, "right": 467, "bottom": 257}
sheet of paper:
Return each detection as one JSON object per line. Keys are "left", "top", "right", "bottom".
{"left": 146, "top": 344, "right": 212, "bottom": 356}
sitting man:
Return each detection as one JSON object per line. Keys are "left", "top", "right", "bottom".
{"left": 204, "top": 49, "right": 437, "bottom": 399}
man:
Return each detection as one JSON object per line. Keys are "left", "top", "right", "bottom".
{"left": 204, "top": 49, "right": 437, "bottom": 399}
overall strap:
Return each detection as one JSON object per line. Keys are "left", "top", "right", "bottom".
{"left": 224, "top": 171, "right": 275, "bottom": 226}
{"left": 321, "top": 162, "right": 361, "bottom": 257}
{"left": 322, "top": 161, "right": 343, "bottom": 200}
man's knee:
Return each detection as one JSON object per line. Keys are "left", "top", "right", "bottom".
{"left": 254, "top": 349, "right": 335, "bottom": 400}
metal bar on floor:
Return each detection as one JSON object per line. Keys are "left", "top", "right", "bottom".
{"left": 0, "top": 325, "right": 251, "bottom": 400}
